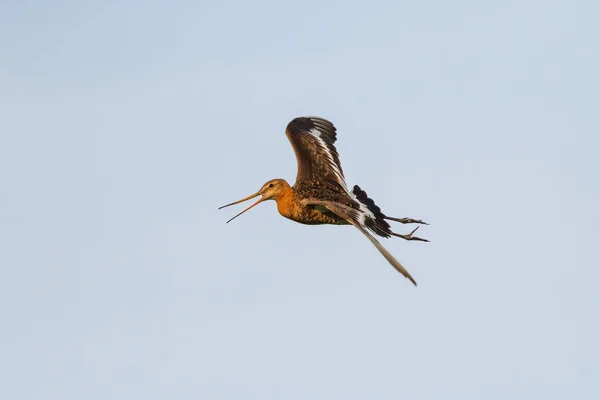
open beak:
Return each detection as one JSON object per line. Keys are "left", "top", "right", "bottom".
{"left": 218, "top": 192, "right": 266, "bottom": 223}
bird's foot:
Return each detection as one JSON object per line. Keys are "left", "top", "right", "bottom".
{"left": 385, "top": 216, "right": 429, "bottom": 225}
{"left": 392, "top": 226, "right": 429, "bottom": 242}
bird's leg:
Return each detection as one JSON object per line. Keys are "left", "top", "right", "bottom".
{"left": 391, "top": 226, "right": 429, "bottom": 242}
{"left": 385, "top": 216, "right": 429, "bottom": 225}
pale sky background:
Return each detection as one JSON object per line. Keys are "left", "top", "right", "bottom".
{"left": 1, "top": 1, "right": 599, "bottom": 399}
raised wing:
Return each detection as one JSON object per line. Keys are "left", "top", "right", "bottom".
{"left": 301, "top": 199, "right": 417, "bottom": 286}
{"left": 285, "top": 117, "right": 348, "bottom": 190}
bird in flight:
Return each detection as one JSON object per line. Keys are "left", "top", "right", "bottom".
{"left": 219, "top": 117, "right": 428, "bottom": 285}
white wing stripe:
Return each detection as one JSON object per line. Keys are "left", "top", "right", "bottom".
{"left": 308, "top": 128, "right": 348, "bottom": 191}
{"left": 308, "top": 127, "right": 375, "bottom": 227}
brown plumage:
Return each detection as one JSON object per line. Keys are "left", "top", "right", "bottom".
{"left": 219, "top": 116, "right": 428, "bottom": 286}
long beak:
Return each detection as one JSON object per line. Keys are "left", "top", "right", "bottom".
{"left": 218, "top": 192, "right": 265, "bottom": 223}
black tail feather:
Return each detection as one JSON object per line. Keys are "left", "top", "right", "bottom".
{"left": 351, "top": 185, "right": 392, "bottom": 238}
{"left": 352, "top": 185, "right": 429, "bottom": 240}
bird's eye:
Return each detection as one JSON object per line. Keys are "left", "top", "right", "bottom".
{"left": 268, "top": 183, "right": 274, "bottom": 188}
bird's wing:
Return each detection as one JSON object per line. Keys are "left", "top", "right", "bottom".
{"left": 285, "top": 117, "right": 349, "bottom": 191}
{"left": 301, "top": 199, "right": 417, "bottom": 286}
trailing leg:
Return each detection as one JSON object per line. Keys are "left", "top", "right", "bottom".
{"left": 391, "top": 226, "right": 429, "bottom": 242}
{"left": 385, "top": 216, "right": 429, "bottom": 225}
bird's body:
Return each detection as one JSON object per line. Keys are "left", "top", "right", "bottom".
{"left": 271, "top": 179, "right": 352, "bottom": 225}
{"left": 219, "top": 116, "right": 428, "bottom": 286}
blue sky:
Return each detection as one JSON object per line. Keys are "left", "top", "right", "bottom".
{"left": 1, "top": 1, "right": 599, "bottom": 399}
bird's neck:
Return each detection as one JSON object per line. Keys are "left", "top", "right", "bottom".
{"left": 274, "top": 186, "right": 298, "bottom": 220}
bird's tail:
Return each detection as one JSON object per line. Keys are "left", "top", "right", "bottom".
{"left": 352, "top": 185, "right": 429, "bottom": 241}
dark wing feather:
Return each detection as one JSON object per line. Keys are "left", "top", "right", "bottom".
{"left": 285, "top": 117, "right": 348, "bottom": 189}
{"left": 301, "top": 199, "right": 417, "bottom": 286}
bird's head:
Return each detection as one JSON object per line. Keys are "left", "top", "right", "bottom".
{"left": 218, "top": 178, "right": 290, "bottom": 223}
